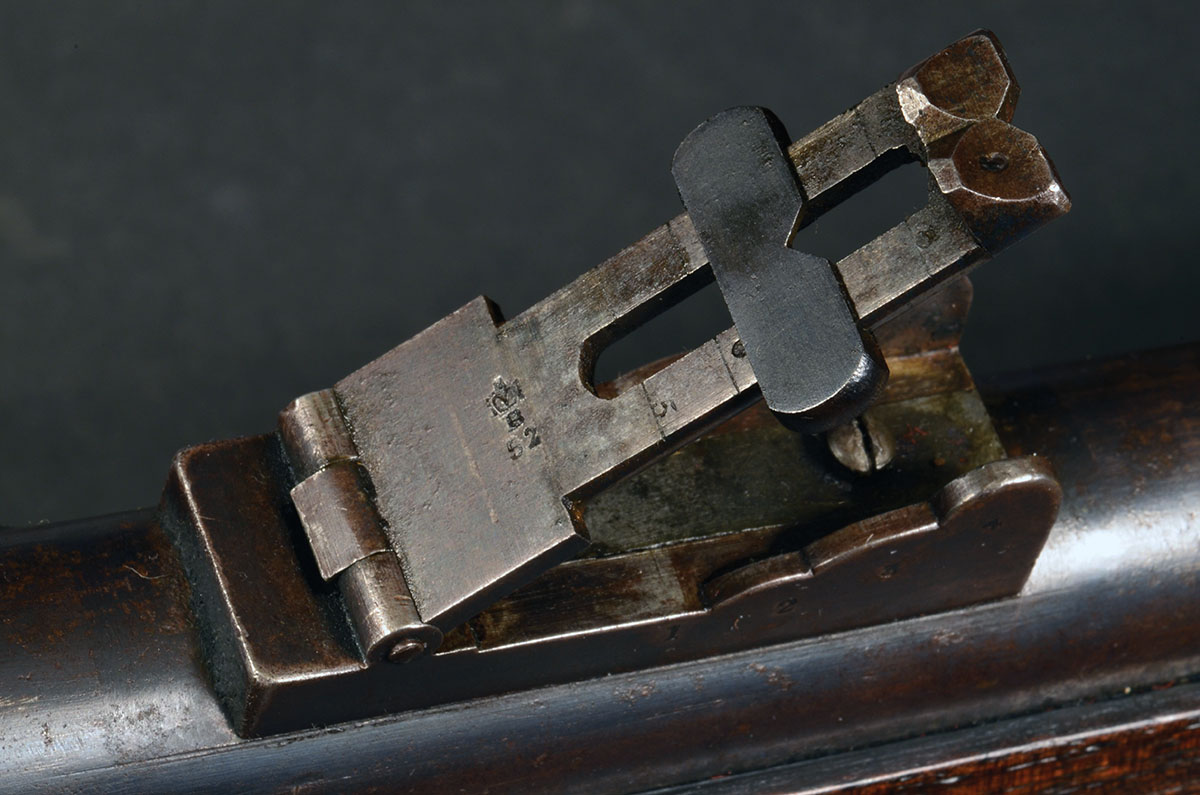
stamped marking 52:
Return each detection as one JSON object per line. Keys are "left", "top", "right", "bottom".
{"left": 487, "top": 376, "right": 542, "bottom": 460}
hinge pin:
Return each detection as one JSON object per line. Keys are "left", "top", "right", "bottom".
{"left": 280, "top": 390, "right": 442, "bottom": 662}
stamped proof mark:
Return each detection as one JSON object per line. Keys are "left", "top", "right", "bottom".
{"left": 487, "top": 376, "right": 542, "bottom": 460}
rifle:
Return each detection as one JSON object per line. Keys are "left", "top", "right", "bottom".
{"left": 2, "top": 31, "right": 1197, "bottom": 793}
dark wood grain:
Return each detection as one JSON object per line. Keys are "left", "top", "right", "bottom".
{"left": 682, "top": 682, "right": 1200, "bottom": 794}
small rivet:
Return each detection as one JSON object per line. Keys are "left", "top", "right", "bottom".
{"left": 387, "top": 639, "right": 426, "bottom": 664}
{"left": 979, "top": 151, "right": 1009, "bottom": 172}
{"left": 731, "top": 340, "right": 747, "bottom": 358}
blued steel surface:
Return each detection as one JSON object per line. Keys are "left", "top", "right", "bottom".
{"left": 672, "top": 106, "right": 886, "bottom": 432}
{"left": 1, "top": 344, "right": 1196, "bottom": 792}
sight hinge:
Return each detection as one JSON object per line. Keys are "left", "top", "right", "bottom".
{"left": 278, "top": 389, "right": 442, "bottom": 663}
{"left": 266, "top": 29, "right": 1069, "bottom": 667}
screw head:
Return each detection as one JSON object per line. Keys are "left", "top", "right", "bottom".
{"left": 978, "top": 151, "right": 1009, "bottom": 172}
{"left": 827, "top": 413, "right": 895, "bottom": 474}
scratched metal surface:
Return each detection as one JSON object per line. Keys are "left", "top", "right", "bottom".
{"left": 0, "top": 514, "right": 237, "bottom": 781}
{"left": 315, "top": 30, "right": 1067, "bottom": 639}
{"left": 0, "top": 344, "right": 1196, "bottom": 793}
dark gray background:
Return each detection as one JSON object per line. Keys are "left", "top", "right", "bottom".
{"left": 2, "top": 2, "right": 1196, "bottom": 525}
